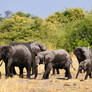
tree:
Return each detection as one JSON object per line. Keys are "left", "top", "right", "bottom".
{"left": 13, "top": 11, "right": 30, "bottom": 18}
{"left": 5, "top": 10, "right": 12, "bottom": 18}
{"left": 63, "top": 15, "right": 92, "bottom": 51}
{"left": 63, "top": 8, "right": 85, "bottom": 21}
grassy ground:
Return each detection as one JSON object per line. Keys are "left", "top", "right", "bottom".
{"left": 0, "top": 54, "right": 92, "bottom": 92}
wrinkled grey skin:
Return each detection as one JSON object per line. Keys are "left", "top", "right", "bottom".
{"left": 74, "top": 47, "right": 92, "bottom": 79}
{"left": 10, "top": 41, "right": 46, "bottom": 77}
{"left": 0, "top": 45, "right": 32, "bottom": 79}
{"left": 52, "top": 66, "right": 60, "bottom": 75}
{"left": 76, "top": 59, "right": 92, "bottom": 80}
{"left": 35, "top": 49, "right": 72, "bottom": 79}
{"left": 74, "top": 47, "right": 92, "bottom": 64}
{"left": 29, "top": 42, "right": 46, "bottom": 75}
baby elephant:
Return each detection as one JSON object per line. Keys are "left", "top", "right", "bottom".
{"left": 76, "top": 59, "right": 92, "bottom": 80}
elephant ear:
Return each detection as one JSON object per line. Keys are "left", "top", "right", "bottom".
{"left": 74, "top": 47, "right": 81, "bottom": 56}
{"left": 1, "top": 45, "right": 12, "bottom": 57}
{"left": 74, "top": 47, "right": 84, "bottom": 58}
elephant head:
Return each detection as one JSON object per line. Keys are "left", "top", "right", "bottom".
{"left": 0, "top": 45, "right": 12, "bottom": 60}
{"left": 30, "top": 45, "right": 41, "bottom": 55}
{"left": 35, "top": 52, "right": 45, "bottom": 65}
{"left": 30, "top": 42, "right": 46, "bottom": 55}
{"left": 79, "top": 59, "right": 90, "bottom": 73}
{"left": 74, "top": 47, "right": 86, "bottom": 63}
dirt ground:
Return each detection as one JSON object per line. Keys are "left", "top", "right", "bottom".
{"left": 0, "top": 54, "right": 92, "bottom": 92}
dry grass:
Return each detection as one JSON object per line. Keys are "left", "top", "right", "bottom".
{"left": 0, "top": 54, "right": 92, "bottom": 92}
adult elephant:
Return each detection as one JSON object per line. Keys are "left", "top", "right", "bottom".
{"left": 35, "top": 49, "right": 72, "bottom": 79}
{"left": 10, "top": 41, "right": 46, "bottom": 76}
{"left": 74, "top": 47, "right": 92, "bottom": 64}
{"left": 74, "top": 47, "right": 92, "bottom": 78}
{"left": 0, "top": 45, "right": 34, "bottom": 79}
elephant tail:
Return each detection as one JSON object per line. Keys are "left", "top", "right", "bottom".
{"left": 70, "top": 58, "right": 76, "bottom": 71}
{"left": 0, "top": 60, "right": 3, "bottom": 67}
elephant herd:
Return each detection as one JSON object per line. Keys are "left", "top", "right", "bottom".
{"left": 0, "top": 41, "right": 92, "bottom": 80}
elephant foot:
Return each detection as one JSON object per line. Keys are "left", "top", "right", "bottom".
{"left": 26, "top": 74, "right": 30, "bottom": 79}
{"left": 13, "top": 72, "right": 17, "bottom": 75}
{"left": 19, "top": 75, "right": 23, "bottom": 78}
{"left": 68, "top": 77, "right": 72, "bottom": 79}
{"left": 67, "top": 75, "right": 72, "bottom": 79}
{"left": 42, "top": 78, "right": 48, "bottom": 80}
{"left": 10, "top": 74, "right": 13, "bottom": 77}
{"left": 90, "top": 76, "right": 92, "bottom": 78}
{"left": 34, "top": 76, "right": 37, "bottom": 79}
{"left": 5, "top": 75, "right": 9, "bottom": 79}
{"left": 42, "top": 76, "right": 49, "bottom": 79}
{"left": 26, "top": 76, "right": 30, "bottom": 79}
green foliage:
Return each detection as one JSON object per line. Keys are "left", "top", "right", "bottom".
{"left": 63, "top": 8, "right": 85, "bottom": 21}
{"left": 63, "top": 15, "right": 92, "bottom": 51}
{"left": 46, "top": 11, "right": 68, "bottom": 27}
{"left": 0, "top": 8, "right": 92, "bottom": 51}
{"left": 13, "top": 11, "right": 30, "bottom": 18}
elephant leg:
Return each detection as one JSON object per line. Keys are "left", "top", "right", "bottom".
{"left": 34, "top": 65, "right": 38, "bottom": 79}
{"left": 19, "top": 67, "right": 23, "bottom": 78}
{"left": 32, "top": 65, "right": 37, "bottom": 75}
{"left": 89, "top": 72, "right": 92, "bottom": 78}
{"left": 65, "top": 70, "right": 68, "bottom": 77}
{"left": 56, "top": 68, "right": 60, "bottom": 74}
{"left": 0, "top": 71, "right": 1, "bottom": 78}
{"left": 26, "top": 66, "right": 31, "bottom": 79}
{"left": 76, "top": 69, "right": 80, "bottom": 79}
{"left": 31, "top": 66, "right": 33, "bottom": 75}
{"left": 9, "top": 65, "right": 14, "bottom": 77}
{"left": 13, "top": 67, "right": 17, "bottom": 75}
{"left": 65, "top": 67, "right": 72, "bottom": 79}
{"left": 7, "top": 59, "right": 12, "bottom": 77}
{"left": 85, "top": 71, "right": 90, "bottom": 80}
{"left": 43, "top": 63, "right": 52, "bottom": 79}
{"left": 52, "top": 67, "right": 55, "bottom": 75}
{"left": 5, "top": 62, "right": 8, "bottom": 76}
{"left": 44, "top": 64, "right": 48, "bottom": 71}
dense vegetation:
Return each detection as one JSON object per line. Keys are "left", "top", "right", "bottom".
{"left": 0, "top": 8, "right": 92, "bottom": 51}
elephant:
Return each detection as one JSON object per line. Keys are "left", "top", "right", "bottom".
{"left": 74, "top": 47, "right": 92, "bottom": 78}
{"left": 0, "top": 45, "right": 33, "bottom": 79}
{"left": 35, "top": 49, "right": 73, "bottom": 79}
{"left": 74, "top": 47, "right": 92, "bottom": 64}
{"left": 76, "top": 59, "right": 92, "bottom": 80}
{"left": 10, "top": 41, "right": 46, "bottom": 76}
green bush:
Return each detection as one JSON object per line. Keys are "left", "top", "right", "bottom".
{"left": 63, "top": 15, "right": 92, "bottom": 51}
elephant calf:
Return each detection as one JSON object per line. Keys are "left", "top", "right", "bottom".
{"left": 35, "top": 49, "right": 72, "bottom": 79}
{"left": 76, "top": 59, "right": 92, "bottom": 80}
